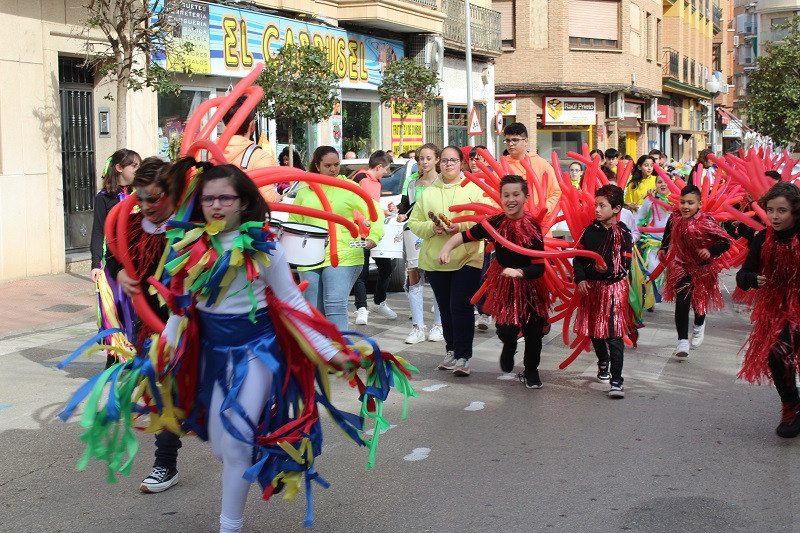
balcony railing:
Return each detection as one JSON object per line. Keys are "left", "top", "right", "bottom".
{"left": 408, "top": 0, "right": 438, "bottom": 7}
{"left": 713, "top": 5, "right": 722, "bottom": 30}
{"left": 441, "top": 0, "right": 502, "bottom": 55}
{"left": 662, "top": 47, "right": 679, "bottom": 78}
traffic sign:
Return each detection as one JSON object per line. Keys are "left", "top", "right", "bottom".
{"left": 467, "top": 106, "right": 483, "bottom": 135}
{"left": 495, "top": 111, "right": 504, "bottom": 134}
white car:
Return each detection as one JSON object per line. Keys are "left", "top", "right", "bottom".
{"left": 276, "top": 158, "right": 418, "bottom": 292}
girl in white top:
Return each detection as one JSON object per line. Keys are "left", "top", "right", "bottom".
{"left": 165, "top": 160, "right": 350, "bottom": 533}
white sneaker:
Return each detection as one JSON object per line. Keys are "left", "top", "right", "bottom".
{"left": 405, "top": 325, "right": 427, "bottom": 344}
{"left": 675, "top": 339, "right": 690, "bottom": 358}
{"left": 428, "top": 324, "right": 444, "bottom": 342}
{"left": 355, "top": 307, "right": 369, "bottom": 325}
{"left": 452, "top": 358, "right": 471, "bottom": 376}
{"left": 691, "top": 324, "right": 705, "bottom": 348}
{"left": 373, "top": 301, "right": 397, "bottom": 319}
{"left": 476, "top": 314, "right": 492, "bottom": 330}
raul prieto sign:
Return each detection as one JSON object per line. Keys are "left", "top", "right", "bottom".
{"left": 542, "top": 96, "right": 597, "bottom": 126}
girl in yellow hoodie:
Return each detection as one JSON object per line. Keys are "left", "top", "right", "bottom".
{"left": 408, "top": 145, "right": 489, "bottom": 377}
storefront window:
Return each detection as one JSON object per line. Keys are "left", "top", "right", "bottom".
{"left": 537, "top": 129, "right": 589, "bottom": 160}
{"left": 157, "top": 89, "right": 212, "bottom": 160}
{"left": 342, "top": 100, "right": 380, "bottom": 158}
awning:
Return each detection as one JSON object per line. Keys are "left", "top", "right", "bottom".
{"left": 717, "top": 107, "right": 751, "bottom": 132}
{"left": 617, "top": 117, "right": 641, "bottom": 132}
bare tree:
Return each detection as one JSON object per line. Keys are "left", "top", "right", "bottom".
{"left": 82, "top": 0, "right": 191, "bottom": 146}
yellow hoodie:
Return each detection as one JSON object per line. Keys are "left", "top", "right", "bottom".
{"left": 408, "top": 175, "right": 489, "bottom": 271}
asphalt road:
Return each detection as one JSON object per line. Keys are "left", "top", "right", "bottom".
{"left": 1, "top": 273, "right": 798, "bottom": 533}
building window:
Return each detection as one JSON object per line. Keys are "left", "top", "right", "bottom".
{"left": 738, "top": 45, "right": 754, "bottom": 65}
{"left": 645, "top": 12, "right": 653, "bottom": 59}
{"left": 683, "top": 56, "right": 689, "bottom": 82}
{"left": 493, "top": 0, "right": 515, "bottom": 47}
{"left": 656, "top": 18, "right": 662, "bottom": 62}
{"left": 690, "top": 59, "right": 696, "bottom": 85}
{"left": 447, "top": 104, "right": 487, "bottom": 147}
{"left": 712, "top": 43, "right": 721, "bottom": 71}
{"left": 771, "top": 17, "right": 789, "bottom": 41}
{"left": 569, "top": 0, "right": 620, "bottom": 49}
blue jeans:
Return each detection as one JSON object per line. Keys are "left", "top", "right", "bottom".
{"left": 299, "top": 265, "right": 362, "bottom": 331}
{"left": 427, "top": 266, "right": 482, "bottom": 360}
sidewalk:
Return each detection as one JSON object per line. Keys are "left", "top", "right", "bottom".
{"left": 0, "top": 273, "right": 96, "bottom": 339}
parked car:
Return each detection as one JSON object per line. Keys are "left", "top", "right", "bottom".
{"left": 338, "top": 158, "right": 418, "bottom": 292}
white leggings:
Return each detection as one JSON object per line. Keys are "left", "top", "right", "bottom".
{"left": 208, "top": 354, "right": 273, "bottom": 533}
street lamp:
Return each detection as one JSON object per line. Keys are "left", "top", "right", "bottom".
{"left": 706, "top": 79, "right": 721, "bottom": 155}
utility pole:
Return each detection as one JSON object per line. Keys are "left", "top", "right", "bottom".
{"left": 465, "top": 0, "right": 474, "bottom": 146}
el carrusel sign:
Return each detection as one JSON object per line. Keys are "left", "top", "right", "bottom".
{"left": 542, "top": 96, "right": 596, "bottom": 126}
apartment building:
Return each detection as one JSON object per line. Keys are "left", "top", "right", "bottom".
{"left": 0, "top": 0, "right": 501, "bottom": 281}
{"left": 658, "top": 0, "right": 722, "bottom": 161}
{"left": 492, "top": 0, "right": 663, "bottom": 161}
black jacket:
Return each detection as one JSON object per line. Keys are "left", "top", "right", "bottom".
{"left": 462, "top": 214, "right": 545, "bottom": 280}
{"left": 90, "top": 191, "right": 122, "bottom": 269}
{"left": 736, "top": 223, "right": 800, "bottom": 290}
{"left": 573, "top": 221, "right": 633, "bottom": 283}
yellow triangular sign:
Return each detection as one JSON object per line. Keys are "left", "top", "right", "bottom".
{"left": 467, "top": 106, "right": 483, "bottom": 135}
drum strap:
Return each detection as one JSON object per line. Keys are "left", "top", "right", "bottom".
{"left": 241, "top": 142, "right": 260, "bottom": 169}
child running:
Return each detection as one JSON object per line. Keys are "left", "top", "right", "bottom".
{"left": 658, "top": 185, "right": 731, "bottom": 357}
{"left": 736, "top": 182, "right": 800, "bottom": 438}
{"left": 438, "top": 175, "right": 548, "bottom": 388}
{"left": 164, "top": 159, "right": 351, "bottom": 533}
{"left": 103, "top": 156, "right": 185, "bottom": 493}
{"left": 573, "top": 185, "right": 633, "bottom": 399}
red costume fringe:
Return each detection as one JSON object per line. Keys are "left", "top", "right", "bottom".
{"left": 483, "top": 213, "right": 549, "bottom": 326}
{"left": 662, "top": 212, "right": 731, "bottom": 315}
{"left": 738, "top": 230, "right": 800, "bottom": 384}
{"left": 573, "top": 278, "right": 629, "bottom": 339}
{"left": 127, "top": 212, "right": 169, "bottom": 341}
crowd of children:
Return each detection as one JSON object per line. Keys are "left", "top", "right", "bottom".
{"left": 67, "top": 85, "right": 800, "bottom": 533}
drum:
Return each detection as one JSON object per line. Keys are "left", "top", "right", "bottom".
{"left": 277, "top": 222, "right": 329, "bottom": 266}
{"left": 371, "top": 220, "right": 405, "bottom": 259}
{"left": 403, "top": 228, "right": 423, "bottom": 267}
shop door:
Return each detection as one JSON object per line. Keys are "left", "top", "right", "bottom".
{"left": 626, "top": 135, "right": 637, "bottom": 158}
{"left": 59, "top": 57, "right": 96, "bottom": 252}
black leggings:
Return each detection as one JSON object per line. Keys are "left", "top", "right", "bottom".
{"left": 768, "top": 325, "right": 800, "bottom": 404}
{"left": 496, "top": 316, "right": 547, "bottom": 378}
{"left": 675, "top": 279, "right": 705, "bottom": 340}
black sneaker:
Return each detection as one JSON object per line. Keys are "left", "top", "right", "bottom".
{"left": 597, "top": 363, "right": 611, "bottom": 383}
{"left": 140, "top": 466, "right": 179, "bottom": 493}
{"left": 518, "top": 371, "right": 542, "bottom": 389}
{"left": 776, "top": 403, "right": 800, "bottom": 438}
{"left": 499, "top": 350, "right": 515, "bottom": 373}
{"left": 608, "top": 382, "right": 625, "bottom": 399}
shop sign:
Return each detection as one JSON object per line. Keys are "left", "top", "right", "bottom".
{"left": 542, "top": 96, "right": 596, "bottom": 125}
{"left": 496, "top": 98, "right": 516, "bottom": 116}
{"left": 391, "top": 101, "right": 424, "bottom": 153}
{"left": 156, "top": 0, "right": 404, "bottom": 89}
{"left": 723, "top": 125, "right": 742, "bottom": 138}
{"left": 656, "top": 104, "right": 672, "bottom": 124}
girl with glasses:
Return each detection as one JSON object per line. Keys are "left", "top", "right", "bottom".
{"left": 408, "top": 145, "right": 490, "bottom": 376}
